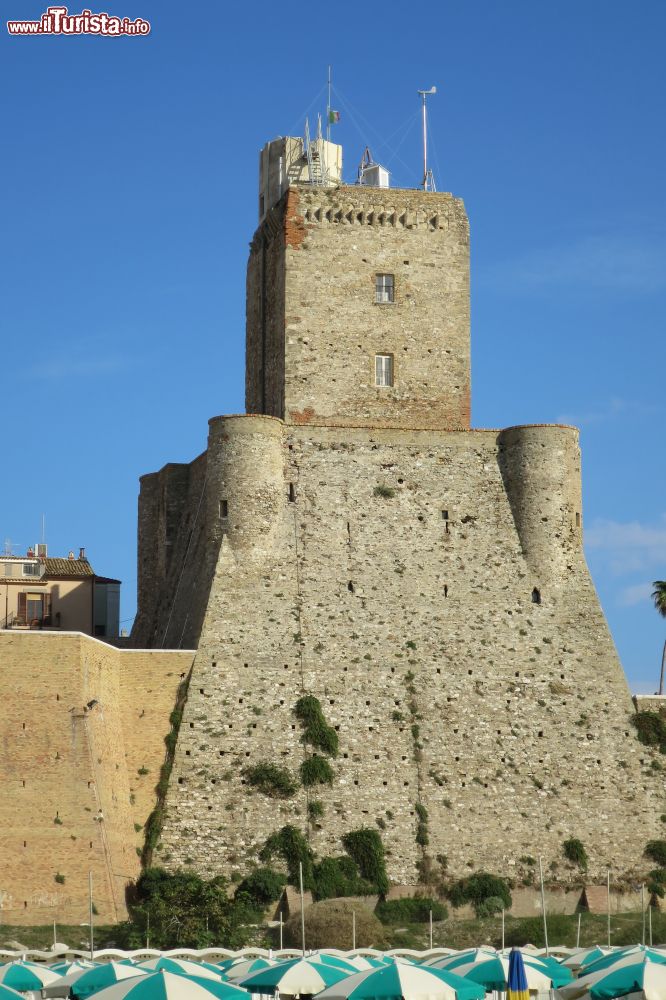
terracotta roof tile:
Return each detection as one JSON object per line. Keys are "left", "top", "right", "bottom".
{"left": 44, "top": 558, "right": 94, "bottom": 577}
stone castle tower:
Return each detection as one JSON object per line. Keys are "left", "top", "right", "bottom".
{"left": 131, "top": 135, "right": 661, "bottom": 886}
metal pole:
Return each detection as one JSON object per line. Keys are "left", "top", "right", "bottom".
{"left": 88, "top": 870, "right": 94, "bottom": 960}
{"left": 576, "top": 911, "right": 581, "bottom": 949}
{"left": 659, "top": 639, "right": 666, "bottom": 696}
{"left": 353, "top": 910, "right": 356, "bottom": 950}
{"left": 299, "top": 861, "right": 306, "bottom": 956}
{"left": 429, "top": 909, "right": 433, "bottom": 949}
{"left": 146, "top": 909, "right": 150, "bottom": 949}
{"left": 502, "top": 908, "right": 505, "bottom": 951}
{"left": 642, "top": 884, "right": 646, "bottom": 945}
{"left": 649, "top": 899, "right": 653, "bottom": 946}
{"left": 53, "top": 920, "right": 57, "bottom": 951}
{"left": 607, "top": 869, "right": 611, "bottom": 948}
{"left": 326, "top": 66, "right": 331, "bottom": 144}
{"left": 421, "top": 92, "right": 427, "bottom": 188}
{"left": 280, "top": 911, "right": 283, "bottom": 950}
{"left": 538, "top": 856, "right": 549, "bottom": 955}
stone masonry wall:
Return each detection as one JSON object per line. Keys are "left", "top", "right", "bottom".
{"left": 246, "top": 185, "right": 471, "bottom": 430}
{"left": 0, "top": 632, "right": 192, "bottom": 925}
{"left": 157, "top": 419, "right": 664, "bottom": 886}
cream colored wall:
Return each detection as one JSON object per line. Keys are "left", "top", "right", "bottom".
{"left": 1, "top": 578, "right": 93, "bottom": 632}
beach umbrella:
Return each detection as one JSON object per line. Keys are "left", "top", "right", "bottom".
{"left": 86, "top": 972, "right": 247, "bottom": 1000}
{"left": 312, "top": 957, "right": 365, "bottom": 973}
{"left": 560, "top": 954, "right": 666, "bottom": 1000}
{"left": 238, "top": 957, "right": 351, "bottom": 996}
{"left": 339, "top": 958, "right": 388, "bottom": 971}
{"left": 0, "top": 985, "right": 29, "bottom": 1000}
{"left": 507, "top": 950, "right": 530, "bottom": 1000}
{"left": 137, "top": 961, "right": 223, "bottom": 982}
{"left": 427, "top": 951, "right": 497, "bottom": 972}
{"left": 315, "top": 959, "right": 486, "bottom": 1000}
{"left": 57, "top": 963, "right": 148, "bottom": 999}
{"left": 556, "top": 956, "right": 666, "bottom": 1000}
{"left": 562, "top": 948, "right": 615, "bottom": 972}
{"left": 222, "top": 959, "right": 275, "bottom": 982}
{"left": 50, "top": 962, "right": 99, "bottom": 975}
{"left": 0, "top": 961, "right": 62, "bottom": 991}
{"left": 578, "top": 949, "right": 666, "bottom": 978}
{"left": 449, "top": 954, "right": 568, "bottom": 992}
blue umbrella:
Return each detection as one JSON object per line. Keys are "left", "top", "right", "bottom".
{"left": 507, "top": 950, "right": 530, "bottom": 1000}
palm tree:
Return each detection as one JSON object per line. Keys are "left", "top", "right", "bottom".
{"left": 653, "top": 581, "right": 666, "bottom": 694}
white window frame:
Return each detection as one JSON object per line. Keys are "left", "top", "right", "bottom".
{"left": 22, "top": 562, "right": 39, "bottom": 577}
{"left": 375, "top": 354, "right": 394, "bottom": 387}
{"left": 375, "top": 273, "right": 394, "bottom": 304}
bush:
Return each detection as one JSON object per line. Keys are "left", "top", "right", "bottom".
{"left": 647, "top": 868, "right": 666, "bottom": 897}
{"left": 632, "top": 711, "right": 666, "bottom": 753}
{"left": 284, "top": 898, "right": 386, "bottom": 950}
{"left": 475, "top": 895, "right": 506, "bottom": 917}
{"left": 375, "top": 896, "right": 447, "bottom": 924}
{"left": 244, "top": 762, "right": 297, "bottom": 798}
{"left": 260, "top": 825, "right": 314, "bottom": 888}
{"left": 312, "top": 856, "right": 375, "bottom": 900}
{"left": 342, "top": 828, "right": 389, "bottom": 895}
{"left": 234, "top": 867, "right": 286, "bottom": 905}
{"left": 505, "top": 913, "right": 572, "bottom": 948}
{"left": 308, "top": 800, "right": 324, "bottom": 822}
{"left": 646, "top": 840, "right": 666, "bottom": 866}
{"left": 373, "top": 485, "right": 395, "bottom": 498}
{"left": 448, "top": 871, "right": 512, "bottom": 915}
{"left": 294, "top": 696, "right": 338, "bottom": 756}
{"left": 300, "top": 754, "right": 335, "bottom": 787}
{"left": 54, "top": 872, "right": 65, "bottom": 884}
{"left": 562, "top": 837, "right": 588, "bottom": 870}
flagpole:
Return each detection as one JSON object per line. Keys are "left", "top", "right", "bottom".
{"left": 429, "top": 908, "right": 433, "bottom": 949}
{"left": 538, "top": 856, "right": 549, "bottom": 955}
{"left": 501, "top": 908, "right": 505, "bottom": 951}
{"left": 280, "top": 911, "right": 283, "bottom": 950}
{"left": 642, "top": 884, "right": 646, "bottom": 945}
{"left": 88, "top": 870, "right": 94, "bottom": 960}
{"left": 352, "top": 910, "right": 356, "bottom": 950}
{"left": 299, "top": 861, "right": 306, "bottom": 956}
{"left": 326, "top": 66, "right": 331, "bottom": 143}
{"left": 607, "top": 869, "right": 611, "bottom": 947}
{"left": 576, "top": 911, "right": 581, "bottom": 949}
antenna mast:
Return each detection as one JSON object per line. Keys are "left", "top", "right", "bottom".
{"left": 326, "top": 65, "right": 332, "bottom": 143}
{"left": 418, "top": 86, "right": 437, "bottom": 191}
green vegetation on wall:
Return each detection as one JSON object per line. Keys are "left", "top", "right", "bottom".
{"left": 342, "top": 828, "right": 389, "bottom": 895}
{"left": 294, "top": 695, "right": 339, "bottom": 756}
{"left": 376, "top": 896, "right": 448, "bottom": 924}
{"left": 142, "top": 671, "right": 191, "bottom": 866}
{"left": 243, "top": 762, "right": 297, "bottom": 798}
{"left": 632, "top": 712, "right": 666, "bottom": 754}
{"left": 562, "top": 837, "right": 588, "bottom": 870}
{"left": 300, "top": 754, "right": 334, "bottom": 787}
{"left": 448, "top": 871, "right": 512, "bottom": 916}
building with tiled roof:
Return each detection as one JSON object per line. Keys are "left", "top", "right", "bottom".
{"left": 1, "top": 545, "right": 120, "bottom": 638}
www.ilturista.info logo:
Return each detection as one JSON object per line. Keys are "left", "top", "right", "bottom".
{"left": 7, "top": 6, "right": 150, "bottom": 35}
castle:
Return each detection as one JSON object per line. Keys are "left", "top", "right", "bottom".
{"left": 0, "top": 132, "right": 662, "bottom": 927}
{"left": 131, "top": 135, "right": 662, "bottom": 887}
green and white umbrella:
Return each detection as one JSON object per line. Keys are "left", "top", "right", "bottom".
{"left": 238, "top": 957, "right": 351, "bottom": 996}
{"left": 315, "top": 959, "right": 486, "bottom": 1000}
{"left": 88, "top": 972, "right": 246, "bottom": 1000}
{"left": 560, "top": 954, "right": 666, "bottom": 1000}
{"left": 426, "top": 951, "right": 497, "bottom": 972}
{"left": 49, "top": 963, "right": 99, "bottom": 975}
{"left": 137, "top": 961, "right": 223, "bottom": 982}
{"left": 0, "top": 985, "right": 29, "bottom": 1000}
{"left": 222, "top": 960, "right": 275, "bottom": 982}
{"left": 0, "top": 961, "right": 62, "bottom": 991}
{"left": 56, "top": 962, "right": 148, "bottom": 999}
{"left": 579, "top": 951, "right": 666, "bottom": 979}
{"left": 562, "top": 949, "right": 616, "bottom": 972}
{"left": 556, "top": 956, "right": 666, "bottom": 1000}
{"left": 443, "top": 954, "right": 568, "bottom": 992}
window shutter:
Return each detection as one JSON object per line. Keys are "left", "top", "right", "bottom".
{"left": 18, "top": 592, "right": 26, "bottom": 622}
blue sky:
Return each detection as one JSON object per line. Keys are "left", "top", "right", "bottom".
{"left": 2, "top": 0, "right": 664, "bottom": 691}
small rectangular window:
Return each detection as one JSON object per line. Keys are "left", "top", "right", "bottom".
{"left": 375, "top": 354, "right": 393, "bottom": 387}
{"left": 219, "top": 499, "right": 228, "bottom": 519}
{"left": 375, "top": 273, "right": 394, "bottom": 304}
{"left": 22, "top": 563, "right": 39, "bottom": 577}
{"left": 4, "top": 563, "right": 12, "bottom": 577}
